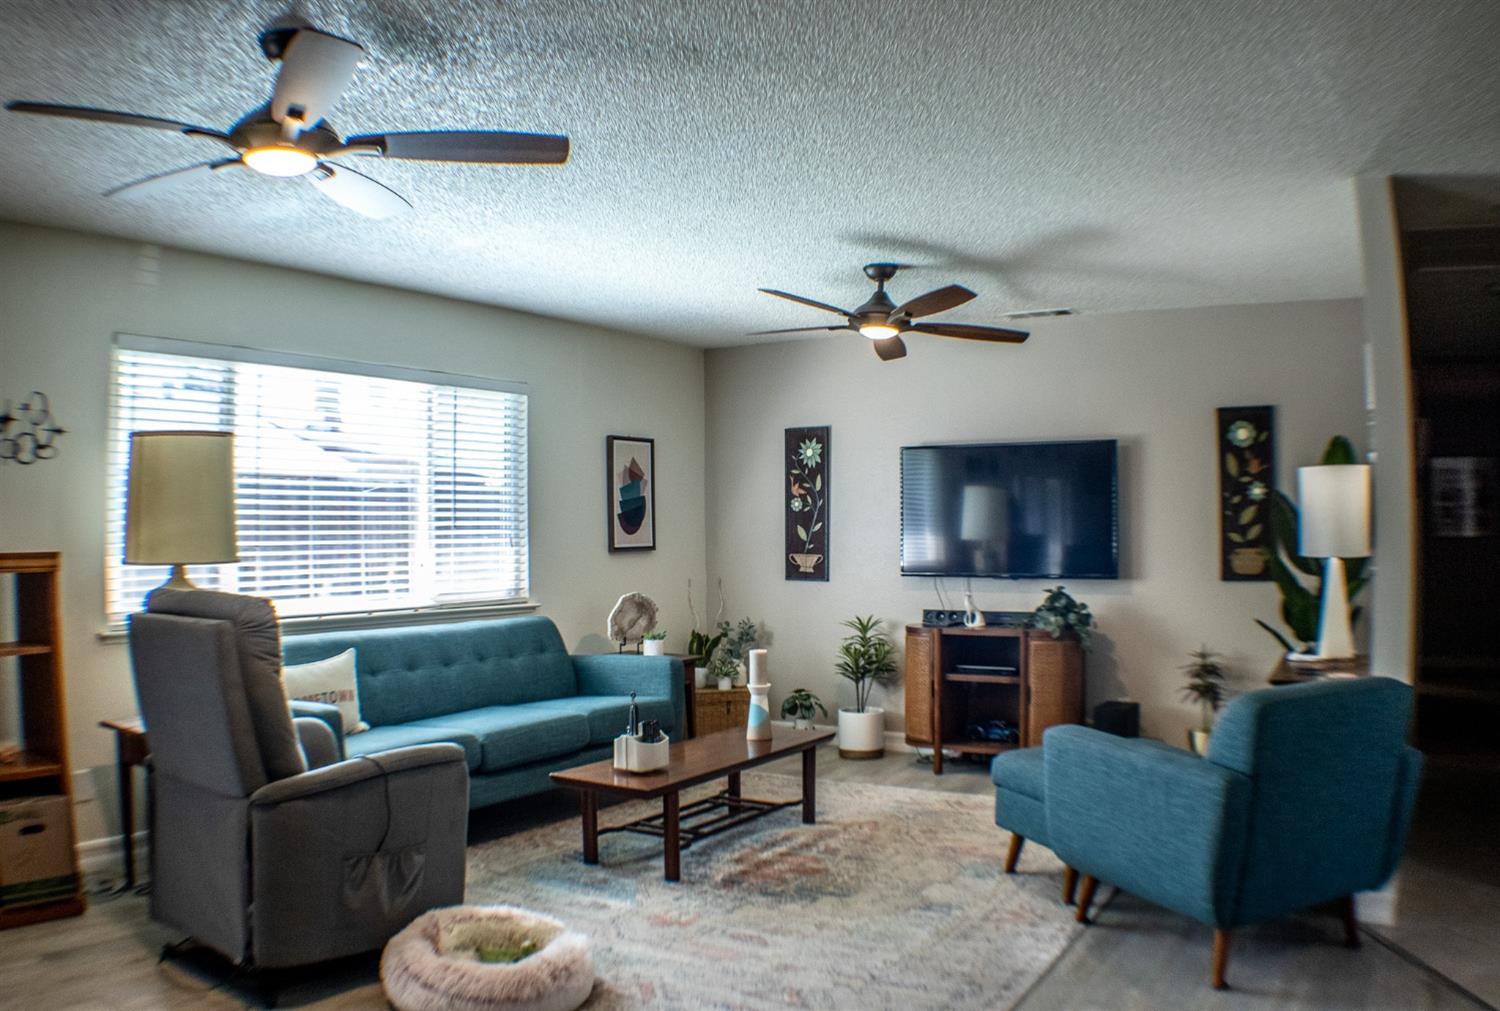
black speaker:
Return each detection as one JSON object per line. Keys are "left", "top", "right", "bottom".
{"left": 1093, "top": 700, "right": 1139, "bottom": 738}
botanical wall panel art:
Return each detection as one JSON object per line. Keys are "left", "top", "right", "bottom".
{"left": 785, "top": 426, "right": 829, "bottom": 581}
{"left": 607, "top": 435, "right": 655, "bottom": 551}
{"left": 1216, "top": 406, "right": 1275, "bottom": 581}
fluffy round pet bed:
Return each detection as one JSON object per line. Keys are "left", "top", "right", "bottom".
{"left": 381, "top": 905, "right": 594, "bottom": 1011}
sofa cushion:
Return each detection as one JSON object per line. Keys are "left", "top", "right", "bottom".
{"left": 281, "top": 616, "right": 578, "bottom": 726}
{"left": 344, "top": 723, "right": 483, "bottom": 771}
{"left": 406, "top": 705, "right": 589, "bottom": 773}
{"left": 523, "top": 695, "right": 676, "bottom": 746}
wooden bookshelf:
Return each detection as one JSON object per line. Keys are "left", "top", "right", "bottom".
{"left": 0, "top": 552, "right": 85, "bottom": 930}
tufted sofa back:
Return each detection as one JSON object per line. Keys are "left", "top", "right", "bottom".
{"left": 281, "top": 616, "right": 578, "bottom": 727}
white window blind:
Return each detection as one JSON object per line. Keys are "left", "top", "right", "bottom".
{"left": 106, "top": 336, "right": 529, "bottom": 622}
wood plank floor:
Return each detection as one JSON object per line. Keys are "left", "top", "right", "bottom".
{"left": 0, "top": 745, "right": 1488, "bottom": 1010}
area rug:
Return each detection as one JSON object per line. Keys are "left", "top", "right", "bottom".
{"left": 466, "top": 773, "right": 1080, "bottom": 1010}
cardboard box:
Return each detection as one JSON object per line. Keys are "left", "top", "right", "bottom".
{"left": 0, "top": 795, "right": 78, "bottom": 908}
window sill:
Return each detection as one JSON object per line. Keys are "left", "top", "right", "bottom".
{"left": 97, "top": 598, "right": 541, "bottom": 644}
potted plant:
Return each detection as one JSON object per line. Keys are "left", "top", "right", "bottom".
{"left": 641, "top": 630, "right": 668, "bottom": 656}
{"left": 716, "top": 616, "right": 760, "bottom": 686}
{"left": 834, "top": 615, "right": 898, "bottom": 759}
{"left": 1029, "top": 586, "right": 1094, "bottom": 644}
{"left": 779, "top": 688, "right": 827, "bottom": 730}
{"left": 1180, "top": 646, "right": 1228, "bottom": 755}
{"left": 707, "top": 643, "right": 739, "bottom": 692}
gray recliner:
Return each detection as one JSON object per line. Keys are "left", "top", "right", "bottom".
{"left": 128, "top": 589, "right": 469, "bottom": 969}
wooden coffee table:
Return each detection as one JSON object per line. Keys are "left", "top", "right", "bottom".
{"left": 550, "top": 725, "right": 835, "bottom": 881}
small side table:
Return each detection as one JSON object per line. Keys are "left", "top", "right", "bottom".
{"left": 1268, "top": 655, "right": 1369, "bottom": 685}
{"left": 98, "top": 718, "right": 147, "bottom": 890}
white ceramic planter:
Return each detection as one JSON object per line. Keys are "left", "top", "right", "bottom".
{"left": 642, "top": 639, "right": 666, "bottom": 656}
{"left": 717, "top": 676, "right": 733, "bottom": 691}
{"left": 838, "top": 707, "right": 885, "bottom": 759}
{"left": 793, "top": 717, "right": 814, "bottom": 731}
{"left": 695, "top": 667, "right": 710, "bottom": 689}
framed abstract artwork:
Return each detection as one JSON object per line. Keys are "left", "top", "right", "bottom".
{"left": 607, "top": 435, "right": 656, "bottom": 552}
{"left": 785, "top": 425, "right": 829, "bottom": 581}
{"left": 1216, "top": 406, "right": 1275, "bottom": 581}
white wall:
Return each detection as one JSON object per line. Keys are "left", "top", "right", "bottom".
{"left": 1356, "top": 177, "right": 1418, "bottom": 685}
{"left": 0, "top": 221, "right": 706, "bottom": 842}
{"left": 704, "top": 300, "right": 1367, "bottom": 743}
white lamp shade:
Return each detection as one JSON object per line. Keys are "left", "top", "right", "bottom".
{"left": 959, "top": 485, "right": 1007, "bottom": 541}
{"left": 125, "top": 431, "right": 239, "bottom": 565}
{"left": 1297, "top": 464, "right": 1372, "bottom": 559}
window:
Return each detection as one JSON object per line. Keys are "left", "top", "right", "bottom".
{"left": 106, "top": 335, "right": 529, "bottom": 623}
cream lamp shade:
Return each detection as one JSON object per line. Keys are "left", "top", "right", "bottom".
{"left": 1297, "top": 464, "right": 1372, "bottom": 559}
{"left": 1295, "top": 463, "right": 1371, "bottom": 661}
{"left": 125, "top": 431, "right": 238, "bottom": 595}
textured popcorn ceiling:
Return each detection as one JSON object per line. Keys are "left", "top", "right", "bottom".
{"left": 1, "top": 0, "right": 1497, "bottom": 346}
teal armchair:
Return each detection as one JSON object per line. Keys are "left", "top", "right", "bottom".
{"left": 1042, "top": 678, "right": 1421, "bottom": 989}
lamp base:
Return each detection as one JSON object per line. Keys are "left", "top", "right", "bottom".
{"left": 1313, "top": 557, "right": 1356, "bottom": 660}
{"left": 143, "top": 564, "right": 200, "bottom": 608}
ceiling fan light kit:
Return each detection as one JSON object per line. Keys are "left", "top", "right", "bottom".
{"left": 5, "top": 19, "right": 569, "bottom": 218}
{"left": 755, "top": 262, "right": 1032, "bottom": 361}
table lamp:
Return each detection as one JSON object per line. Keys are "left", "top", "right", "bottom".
{"left": 1296, "top": 463, "right": 1372, "bottom": 660}
{"left": 125, "top": 430, "right": 238, "bottom": 601}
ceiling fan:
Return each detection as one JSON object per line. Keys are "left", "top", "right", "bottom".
{"left": 5, "top": 17, "right": 569, "bottom": 220}
{"left": 754, "top": 263, "right": 1032, "bottom": 361}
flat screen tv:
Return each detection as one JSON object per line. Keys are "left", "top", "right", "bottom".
{"left": 900, "top": 440, "right": 1119, "bottom": 579}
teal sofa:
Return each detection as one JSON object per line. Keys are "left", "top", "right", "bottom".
{"left": 282, "top": 616, "right": 683, "bottom": 809}
{"left": 995, "top": 678, "right": 1421, "bottom": 989}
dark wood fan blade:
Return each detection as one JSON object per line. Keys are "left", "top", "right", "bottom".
{"left": 910, "top": 322, "right": 1029, "bottom": 344}
{"left": 7, "top": 101, "right": 227, "bottom": 140}
{"left": 347, "top": 131, "right": 569, "bottom": 164}
{"left": 872, "top": 336, "right": 908, "bottom": 361}
{"left": 103, "top": 159, "right": 241, "bottom": 198}
{"left": 757, "top": 289, "right": 851, "bottom": 316}
{"left": 893, "top": 284, "right": 975, "bottom": 319}
{"left": 748, "top": 325, "right": 850, "bottom": 336}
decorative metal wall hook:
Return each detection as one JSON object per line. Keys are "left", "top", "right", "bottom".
{"left": 0, "top": 391, "right": 67, "bottom": 465}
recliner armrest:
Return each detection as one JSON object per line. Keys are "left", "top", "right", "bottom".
{"left": 572, "top": 654, "right": 684, "bottom": 735}
{"left": 1043, "top": 725, "right": 1252, "bottom": 927}
{"left": 250, "top": 743, "right": 467, "bottom": 807}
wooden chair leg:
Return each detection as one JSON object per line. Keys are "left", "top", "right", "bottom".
{"left": 1063, "top": 865, "right": 1079, "bottom": 905}
{"left": 1074, "top": 874, "right": 1099, "bottom": 924}
{"left": 1339, "top": 895, "right": 1361, "bottom": 948}
{"left": 1212, "top": 928, "right": 1231, "bottom": 989}
{"left": 1004, "top": 834, "right": 1024, "bottom": 873}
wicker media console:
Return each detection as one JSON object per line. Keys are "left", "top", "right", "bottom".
{"left": 904, "top": 624, "right": 1084, "bottom": 774}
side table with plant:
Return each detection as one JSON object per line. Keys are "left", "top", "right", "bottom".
{"left": 1180, "top": 646, "right": 1229, "bottom": 755}
{"left": 835, "top": 615, "right": 898, "bottom": 759}
{"left": 779, "top": 688, "right": 828, "bottom": 730}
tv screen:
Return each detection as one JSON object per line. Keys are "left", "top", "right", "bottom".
{"left": 900, "top": 440, "right": 1119, "bottom": 579}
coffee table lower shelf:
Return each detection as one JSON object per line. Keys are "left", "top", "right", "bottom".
{"left": 551, "top": 726, "right": 834, "bottom": 882}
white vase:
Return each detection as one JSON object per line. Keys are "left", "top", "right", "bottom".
{"left": 642, "top": 639, "right": 666, "bottom": 656}
{"left": 793, "top": 717, "right": 813, "bottom": 731}
{"left": 717, "top": 676, "right": 733, "bottom": 691}
{"left": 746, "top": 682, "right": 772, "bottom": 740}
{"left": 695, "top": 666, "right": 710, "bottom": 689}
{"left": 838, "top": 707, "right": 885, "bottom": 759}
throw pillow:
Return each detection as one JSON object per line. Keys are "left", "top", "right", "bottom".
{"left": 282, "top": 648, "right": 369, "bottom": 734}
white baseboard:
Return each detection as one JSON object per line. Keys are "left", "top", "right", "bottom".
{"left": 76, "top": 831, "right": 147, "bottom": 880}
{"left": 771, "top": 719, "right": 915, "bottom": 754}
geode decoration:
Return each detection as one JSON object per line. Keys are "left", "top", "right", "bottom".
{"left": 607, "top": 592, "right": 659, "bottom": 650}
